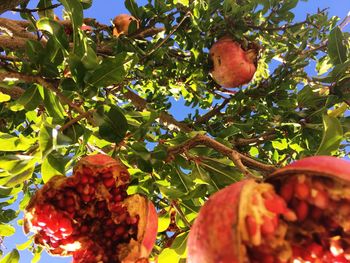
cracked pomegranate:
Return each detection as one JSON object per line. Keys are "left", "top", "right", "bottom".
{"left": 187, "top": 156, "right": 350, "bottom": 263}
{"left": 209, "top": 37, "right": 257, "bottom": 88}
{"left": 113, "top": 14, "right": 139, "bottom": 37}
{"left": 24, "top": 154, "right": 158, "bottom": 263}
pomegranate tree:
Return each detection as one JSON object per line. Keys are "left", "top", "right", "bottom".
{"left": 113, "top": 14, "right": 139, "bottom": 37}
{"left": 24, "top": 154, "right": 158, "bottom": 263}
{"left": 187, "top": 156, "right": 350, "bottom": 263}
{"left": 209, "top": 37, "right": 257, "bottom": 88}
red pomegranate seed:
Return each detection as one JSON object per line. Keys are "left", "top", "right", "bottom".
{"left": 103, "top": 177, "right": 115, "bottom": 188}
{"left": 261, "top": 215, "right": 276, "bottom": 235}
{"left": 279, "top": 178, "right": 295, "bottom": 202}
{"left": 295, "top": 182, "right": 310, "bottom": 200}
{"left": 245, "top": 215, "right": 258, "bottom": 237}
{"left": 80, "top": 175, "right": 89, "bottom": 184}
{"left": 264, "top": 194, "right": 287, "bottom": 214}
{"left": 295, "top": 200, "right": 309, "bottom": 221}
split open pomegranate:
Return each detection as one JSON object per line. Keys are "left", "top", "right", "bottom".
{"left": 209, "top": 37, "right": 257, "bottom": 88}
{"left": 187, "top": 156, "right": 350, "bottom": 263}
{"left": 24, "top": 154, "right": 158, "bottom": 263}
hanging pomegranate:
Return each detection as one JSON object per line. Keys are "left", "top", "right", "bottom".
{"left": 113, "top": 14, "right": 139, "bottom": 37}
{"left": 24, "top": 154, "right": 158, "bottom": 263}
{"left": 209, "top": 37, "right": 258, "bottom": 88}
{"left": 187, "top": 156, "right": 350, "bottom": 263}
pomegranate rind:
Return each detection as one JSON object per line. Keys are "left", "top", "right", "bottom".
{"left": 119, "top": 194, "right": 158, "bottom": 263}
{"left": 269, "top": 156, "right": 350, "bottom": 183}
{"left": 187, "top": 180, "right": 251, "bottom": 263}
{"left": 209, "top": 37, "right": 257, "bottom": 88}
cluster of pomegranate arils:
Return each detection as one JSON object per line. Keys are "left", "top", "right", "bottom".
{"left": 187, "top": 156, "right": 350, "bottom": 263}
{"left": 24, "top": 154, "right": 157, "bottom": 263}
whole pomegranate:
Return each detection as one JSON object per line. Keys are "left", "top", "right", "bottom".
{"left": 24, "top": 154, "right": 158, "bottom": 263}
{"left": 113, "top": 14, "right": 139, "bottom": 37}
{"left": 209, "top": 37, "right": 257, "bottom": 88}
{"left": 187, "top": 156, "right": 350, "bottom": 263}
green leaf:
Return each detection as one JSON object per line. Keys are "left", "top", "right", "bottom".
{"left": 41, "top": 152, "right": 69, "bottom": 182}
{"left": 124, "top": 0, "right": 141, "bottom": 18}
{"left": 39, "top": 124, "right": 72, "bottom": 159}
{"left": 158, "top": 210, "right": 171, "bottom": 232}
{"left": 15, "top": 85, "right": 42, "bottom": 111}
{"left": 42, "top": 89, "right": 65, "bottom": 123}
{"left": 158, "top": 248, "right": 182, "bottom": 263}
{"left": 36, "top": 18, "right": 69, "bottom": 51}
{"left": 316, "top": 114, "right": 343, "bottom": 155}
{"left": 0, "top": 225, "right": 15, "bottom": 237}
{"left": 5, "top": 166, "right": 34, "bottom": 187}
{"left": 174, "top": 0, "right": 189, "bottom": 6}
{"left": 0, "top": 155, "right": 35, "bottom": 177}
{"left": 58, "top": 0, "right": 83, "bottom": 53}
{"left": 16, "top": 239, "right": 32, "bottom": 251}
{"left": 328, "top": 27, "right": 348, "bottom": 65}
{"left": 0, "top": 249, "right": 19, "bottom": 263}
{"left": 95, "top": 105, "right": 128, "bottom": 143}
{"left": 85, "top": 53, "right": 137, "bottom": 87}
{"left": 0, "top": 92, "right": 10, "bottom": 102}
{"left": 171, "top": 232, "right": 188, "bottom": 255}
{"left": 0, "top": 133, "right": 33, "bottom": 152}
{"left": 37, "top": 0, "right": 54, "bottom": 19}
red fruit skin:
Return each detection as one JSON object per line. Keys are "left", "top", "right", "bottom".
{"left": 270, "top": 156, "right": 350, "bottom": 182}
{"left": 113, "top": 14, "right": 139, "bottom": 37}
{"left": 187, "top": 180, "right": 251, "bottom": 263}
{"left": 209, "top": 37, "right": 256, "bottom": 88}
{"left": 140, "top": 201, "right": 158, "bottom": 258}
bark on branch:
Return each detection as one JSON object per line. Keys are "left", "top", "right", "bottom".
{"left": 0, "top": 71, "right": 85, "bottom": 115}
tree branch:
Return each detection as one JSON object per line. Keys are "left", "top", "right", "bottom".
{"left": 0, "top": 71, "right": 85, "bottom": 115}
{"left": 0, "top": 0, "right": 26, "bottom": 14}
{"left": 11, "top": 3, "right": 61, "bottom": 13}
{"left": 0, "top": 85, "right": 25, "bottom": 99}
{"left": 0, "top": 18, "right": 37, "bottom": 40}
{"left": 233, "top": 130, "right": 277, "bottom": 146}
{"left": 167, "top": 134, "right": 277, "bottom": 178}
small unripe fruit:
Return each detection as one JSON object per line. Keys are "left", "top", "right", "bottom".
{"left": 209, "top": 37, "right": 257, "bottom": 88}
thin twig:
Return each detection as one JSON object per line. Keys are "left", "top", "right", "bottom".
{"left": 0, "top": 54, "right": 23, "bottom": 62}
{"left": 171, "top": 200, "right": 192, "bottom": 228}
{"left": 195, "top": 98, "right": 231, "bottom": 125}
{"left": 11, "top": 3, "right": 62, "bottom": 13}
{"left": 143, "top": 12, "right": 191, "bottom": 58}
{"left": 59, "top": 110, "right": 96, "bottom": 132}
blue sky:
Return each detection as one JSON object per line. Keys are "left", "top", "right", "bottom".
{"left": 1, "top": 0, "right": 350, "bottom": 262}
